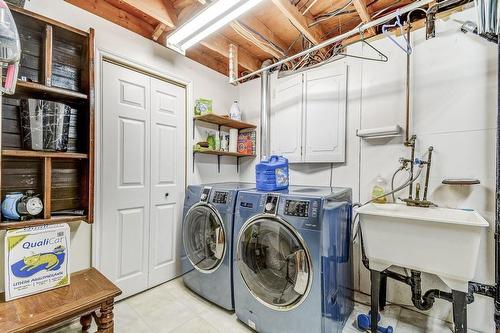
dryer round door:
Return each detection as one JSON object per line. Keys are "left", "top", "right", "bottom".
{"left": 236, "top": 216, "right": 312, "bottom": 311}
{"left": 183, "top": 203, "right": 226, "bottom": 273}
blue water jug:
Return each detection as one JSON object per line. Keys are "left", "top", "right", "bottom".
{"left": 256, "top": 155, "right": 289, "bottom": 191}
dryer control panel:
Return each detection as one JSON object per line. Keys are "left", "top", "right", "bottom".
{"left": 284, "top": 200, "right": 309, "bottom": 218}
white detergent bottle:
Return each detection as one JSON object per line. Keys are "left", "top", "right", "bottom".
{"left": 229, "top": 101, "right": 241, "bottom": 120}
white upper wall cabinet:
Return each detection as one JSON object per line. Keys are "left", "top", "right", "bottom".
{"left": 271, "top": 63, "right": 347, "bottom": 163}
{"left": 304, "top": 64, "right": 347, "bottom": 162}
{"left": 271, "top": 73, "right": 303, "bottom": 162}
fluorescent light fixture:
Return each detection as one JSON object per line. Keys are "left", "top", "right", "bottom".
{"left": 167, "top": 0, "right": 263, "bottom": 54}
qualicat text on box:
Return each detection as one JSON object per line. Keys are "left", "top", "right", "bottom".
{"left": 4, "top": 223, "right": 70, "bottom": 301}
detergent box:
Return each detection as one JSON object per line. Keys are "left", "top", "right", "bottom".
{"left": 4, "top": 223, "right": 70, "bottom": 301}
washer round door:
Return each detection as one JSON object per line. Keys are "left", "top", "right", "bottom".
{"left": 183, "top": 204, "right": 226, "bottom": 273}
{"left": 236, "top": 216, "right": 312, "bottom": 311}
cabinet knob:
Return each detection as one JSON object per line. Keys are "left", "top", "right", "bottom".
{"left": 165, "top": 193, "right": 169, "bottom": 198}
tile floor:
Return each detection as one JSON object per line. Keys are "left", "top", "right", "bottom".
{"left": 48, "top": 277, "right": 476, "bottom": 333}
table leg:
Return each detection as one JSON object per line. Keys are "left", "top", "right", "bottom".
{"left": 370, "top": 270, "right": 381, "bottom": 333}
{"left": 452, "top": 290, "right": 467, "bottom": 333}
{"left": 80, "top": 313, "right": 93, "bottom": 331}
{"left": 97, "top": 299, "right": 115, "bottom": 333}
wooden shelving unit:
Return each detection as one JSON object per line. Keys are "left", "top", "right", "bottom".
{"left": 193, "top": 148, "right": 256, "bottom": 158}
{"left": 0, "top": 5, "right": 95, "bottom": 230}
{"left": 2, "top": 149, "right": 88, "bottom": 159}
{"left": 15, "top": 80, "right": 88, "bottom": 101}
{"left": 0, "top": 215, "right": 85, "bottom": 230}
{"left": 193, "top": 113, "right": 257, "bottom": 173}
{"left": 194, "top": 113, "right": 257, "bottom": 130}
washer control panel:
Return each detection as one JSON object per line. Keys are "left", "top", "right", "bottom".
{"left": 200, "top": 187, "right": 211, "bottom": 202}
{"left": 263, "top": 194, "right": 279, "bottom": 214}
{"left": 212, "top": 191, "right": 228, "bottom": 204}
{"left": 284, "top": 200, "right": 310, "bottom": 218}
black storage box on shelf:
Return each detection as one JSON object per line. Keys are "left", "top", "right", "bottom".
{"left": 20, "top": 99, "right": 72, "bottom": 152}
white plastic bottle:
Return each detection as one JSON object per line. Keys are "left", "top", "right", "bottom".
{"left": 229, "top": 101, "right": 241, "bottom": 120}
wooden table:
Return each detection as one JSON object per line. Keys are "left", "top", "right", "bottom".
{"left": 0, "top": 268, "right": 122, "bottom": 332}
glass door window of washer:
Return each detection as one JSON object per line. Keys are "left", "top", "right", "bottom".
{"left": 237, "top": 217, "right": 312, "bottom": 310}
{"left": 183, "top": 204, "right": 226, "bottom": 272}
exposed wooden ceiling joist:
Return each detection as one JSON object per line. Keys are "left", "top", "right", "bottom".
{"left": 352, "top": 0, "right": 376, "bottom": 35}
{"left": 66, "top": 0, "right": 155, "bottom": 38}
{"left": 230, "top": 21, "right": 284, "bottom": 59}
{"left": 187, "top": 44, "right": 230, "bottom": 76}
{"left": 200, "top": 33, "right": 261, "bottom": 72}
{"left": 119, "top": 0, "right": 178, "bottom": 28}
{"left": 232, "top": 16, "right": 293, "bottom": 59}
{"left": 152, "top": 23, "right": 168, "bottom": 40}
{"left": 65, "top": 0, "right": 468, "bottom": 79}
{"left": 270, "top": 0, "right": 324, "bottom": 44}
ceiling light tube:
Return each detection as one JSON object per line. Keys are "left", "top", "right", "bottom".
{"left": 167, "top": 0, "right": 263, "bottom": 54}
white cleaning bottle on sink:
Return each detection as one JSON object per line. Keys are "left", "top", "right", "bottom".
{"left": 229, "top": 101, "right": 241, "bottom": 120}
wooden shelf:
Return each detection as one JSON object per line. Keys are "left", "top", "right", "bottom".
{"left": 1, "top": 7, "right": 95, "bottom": 225}
{"left": 194, "top": 148, "right": 256, "bottom": 158}
{"left": 2, "top": 149, "right": 88, "bottom": 159}
{"left": 15, "top": 80, "right": 88, "bottom": 101}
{"left": 0, "top": 215, "right": 87, "bottom": 230}
{"left": 194, "top": 114, "right": 256, "bottom": 130}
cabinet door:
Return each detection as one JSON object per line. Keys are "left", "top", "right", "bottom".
{"left": 304, "top": 63, "right": 347, "bottom": 163}
{"left": 271, "top": 74, "right": 303, "bottom": 162}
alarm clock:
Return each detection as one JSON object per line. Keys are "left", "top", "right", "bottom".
{"left": 2, "top": 190, "right": 43, "bottom": 220}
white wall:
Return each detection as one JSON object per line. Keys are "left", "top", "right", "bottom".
{"left": 238, "top": 8, "right": 497, "bottom": 332}
{"left": 0, "top": 0, "right": 238, "bottom": 289}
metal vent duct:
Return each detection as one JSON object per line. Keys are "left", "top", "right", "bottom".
{"left": 260, "top": 60, "right": 273, "bottom": 159}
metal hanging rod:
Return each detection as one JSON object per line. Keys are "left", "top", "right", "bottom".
{"left": 230, "top": 0, "right": 435, "bottom": 84}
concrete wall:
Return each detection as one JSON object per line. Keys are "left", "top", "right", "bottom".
{"left": 238, "top": 8, "right": 497, "bottom": 332}
{"left": 0, "top": 0, "right": 238, "bottom": 290}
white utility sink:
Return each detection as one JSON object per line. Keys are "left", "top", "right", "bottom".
{"left": 356, "top": 203, "right": 489, "bottom": 292}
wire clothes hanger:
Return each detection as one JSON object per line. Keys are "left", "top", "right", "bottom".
{"left": 327, "top": 27, "right": 389, "bottom": 63}
{"left": 381, "top": 8, "right": 412, "bottom": 54}
{"left": 277, "top": 27, "right": 388, "bottom": 78}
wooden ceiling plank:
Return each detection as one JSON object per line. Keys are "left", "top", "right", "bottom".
{"left": 187, "top": 45, "right": 229, "bottom": 76}
{"left": 302, "top": 0, "right": 320, "bottom": 15}
{"left": 352, "top": 0, "right": 376, "bottom": 34}
{"left": 236, "top": 16, "right": 293, "bottom": 56}
{"left": 270, "top": 0, "right": 323, "bottom": 44}
{"left": 152, "top": 23, "right": 168, "bottom": 40}
{"left": 65, "top": 0, "right": 154, "bottom": 38}
{"left": 119, "top": 0, "right": 178, "bottom": 28}
{"left": 200, "top": 34, "right": 261, "bottom": 72}
{"left": 230, "top": 22, "right": 283, "bottom": 59}
{"left": 178, "top": 2, "right": 202, "bottom": 25}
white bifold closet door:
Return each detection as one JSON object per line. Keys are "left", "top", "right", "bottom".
{"left": 101, "top": 61, "right": 185, "bottom": 298}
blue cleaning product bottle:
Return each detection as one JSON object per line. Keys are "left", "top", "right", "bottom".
{"left": 256, "top": 155, "right": 289, "bottom": 191}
